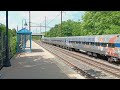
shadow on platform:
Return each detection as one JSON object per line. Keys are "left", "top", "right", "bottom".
{"left": 31, "top": 49, "right": 44, "bottom": 52}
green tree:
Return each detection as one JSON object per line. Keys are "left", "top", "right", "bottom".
{"left": 45, "top": 11, "right": 120, "bottom": 37}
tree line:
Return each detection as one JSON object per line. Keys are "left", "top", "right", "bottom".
{"left": 45, "top": 11, "right": 120, "bottom": 37}
{"left": 0, "top": 23, "right": 17, "bottom": 57}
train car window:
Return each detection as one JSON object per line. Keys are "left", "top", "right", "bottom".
{"left": 103, "top": 43, "right": 106, "bottom": 47}
{"left": 80, "top": 41, "right": 82, "bottom": 44}
{"left": 90, "top": 42, "right": 92, "bottom": 45}
{"left": 96, "top": 42, "right": 99, "bottom": 46}
{"left": 108, "top": 43, "right": 115, "bottom": 48}
{"left": 95, "top": 42, "right": 97, "bottom": 46}
{"left": 86, "top": 42, "right": 89, "bottom": 45}
{"left": 89, "top": 42, "right": 91, "bottom": 45}
{"left": 111, "top": 44, "right": 115, "bottom": 48}
{"left": 101, "top": 43, "right": 103, "bottom": 46}
{"left": 75, "top": 41, "right": 78, "bottom": 44}
{"left": 108, "top": 43, "right": 111, "bottom": 47}
{"left": 91, "top": 42, "right": 94, "bottom": 45}
{"left": 86, "top": 42, "right": 88, "bottom": 45}
{"left": 84, "top": 42, "right": 86, "bottom": 45}
{"left": 98, "top": 43, "right": 100, "bottom": 46}
{"left": 97, "top": 42, "right": 99, "bottom": 46}
{"left": 75, "top": 41, "right": 77, "bottom": 44}
{"left": 94, "top": 42, "right": 96, "bottom": 46}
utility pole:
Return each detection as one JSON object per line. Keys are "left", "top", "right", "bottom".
{"left": 36, "top": 28, "right": 37, "bottom": 34}
{"left": 17, "top": 25, "right": 18, "bottom": 31}
{"left": 61, "top": 11, "right": 62, "bottom": 37}
{"left": 40, "top": 23, "right": 41, "bottom": 39}
{"left": 45, "top": 16, "right": 46, "bottom": 36}
{"left": 29, "top": 11, "right": 31, "bottom": 31}
{"left": 22, "top": 20, "right": 23, "bottom": 28}
{"left": 39, "top": 18, "right": 41, "bottom": 34}
{"left": 4, "top": 11, "right": 11, "bottom": 67}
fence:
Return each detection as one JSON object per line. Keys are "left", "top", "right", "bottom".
{"left": 0, "top": 31, "right": 16, "bottom": 68}
{"left": 0, "top": 32, "right": 6, "bottom": 68}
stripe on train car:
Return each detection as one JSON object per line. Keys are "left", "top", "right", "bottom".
{"left": 115, "top": 43, "right": 120, "bottom": 47}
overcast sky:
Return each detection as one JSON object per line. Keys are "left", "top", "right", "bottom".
{"left": 0, "top": 11, "right": 85, "bottom": 33}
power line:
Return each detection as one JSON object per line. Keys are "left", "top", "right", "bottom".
{"left": 29, "top": 12, "right": 62, "bottom": 28}
{"left": 47, "top": 13, "right": 61, "bottom": 25}
{"left": 31, "top": 22, "right": 40, "bottom": 25}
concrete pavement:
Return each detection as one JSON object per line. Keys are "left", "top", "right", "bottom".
{"left": 0, "top": 40, "right": 85, "bottom": 79}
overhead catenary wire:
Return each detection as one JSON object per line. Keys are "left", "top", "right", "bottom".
{"left": 47, "top": 13, "right": 61, "bottom": 25}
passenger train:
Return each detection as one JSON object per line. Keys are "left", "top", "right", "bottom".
{"left": 41, "top": 34, "right": 120, "bottom": 62}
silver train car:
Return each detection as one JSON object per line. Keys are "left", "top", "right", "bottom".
{"left": 42, "top": 34, "right": 120, "bottom": 62}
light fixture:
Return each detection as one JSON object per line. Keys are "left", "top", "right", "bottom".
{"left": 24, "top": 20, "right": 28, "bottom": 26}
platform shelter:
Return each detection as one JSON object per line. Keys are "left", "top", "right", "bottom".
{"left": 17, "top": 28, "right": 32, "bottom": 52}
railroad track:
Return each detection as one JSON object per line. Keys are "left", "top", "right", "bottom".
{"left": 35, "top": 41, "right": 95, "bottom": 79}
{"left": 35, "top": 41, "right": 120, "bottom": 78}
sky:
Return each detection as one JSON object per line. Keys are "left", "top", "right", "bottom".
{"left": 0, "top": 11, "right": 85, "bottom": 33}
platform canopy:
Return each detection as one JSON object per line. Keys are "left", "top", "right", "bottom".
{"left": 17, "top": 28, "right": 32, "bottom": 35}
{"left": 17, "top": 28, "right": 32, "bottom": 52}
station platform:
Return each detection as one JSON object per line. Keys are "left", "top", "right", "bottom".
{"left": 0, "top": 40, "right": 85, "bottom": 79}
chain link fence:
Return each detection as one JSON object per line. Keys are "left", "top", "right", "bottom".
{"left": 0, "top": 31, "right": 16, "bottom": 68}
{"left": 0, "top": 32, "right": 6, "bottom": 68}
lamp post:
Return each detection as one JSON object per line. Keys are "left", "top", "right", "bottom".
{"left": 61, "top": 11, "right": 62, "bottom": 37}
{"left": 22, "top": 19, "right": 28, "bottom": 28}
{"left": 4, "top": 11, "right": 11, "bottom": 67}
{"left": 29, "top": 11, "right": 31, "bottom": 31}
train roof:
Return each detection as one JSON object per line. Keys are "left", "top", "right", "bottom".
{"left": 43, "top": 34, "right": 120, "bottom": 38}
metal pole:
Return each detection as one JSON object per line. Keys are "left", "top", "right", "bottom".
{"left": 22, "top": 19, "right": 23, "bottom": 28}
{"left": 61, "top": 11, "right": 62, "bottom": 37}
{"left": 45, "top": 16, "right": 46, "bottom": 36}
{"left": 39, "top": 18, "right": 41, "bottom": 34}
{"left": 4, "top": 11, "right": 11, "bottom": 67}
{"left": 29, "top": 11, "right": 31, "bottom": 31}
{"left": 17, "top": 25, "right": 18, "bottom": 31}
{"left": 40, "top": 23, "right": 41, "bottom": 39}
{"left": 36, "top": 28, "right": 37, "bottom": 34}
